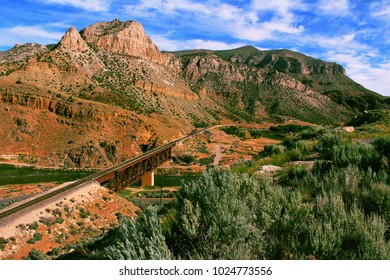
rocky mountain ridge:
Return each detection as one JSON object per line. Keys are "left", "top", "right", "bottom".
{"left": 0, "top": 43, "right": 48, "bottom": 63}
{"left": 0, "top": 19, "right": 388, "bottom": 168}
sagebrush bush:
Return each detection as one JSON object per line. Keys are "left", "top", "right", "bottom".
{"left": 264, "top": 144, "right": 285, "bottom": 156}
{"left": 90, "top": 207, "right": 172, "bottom": 260}
{"left": 316, "top": 133, "right": 343, "bottom": 159}
{"left": 67, "top": 132, "right": 390, "bottom": 260}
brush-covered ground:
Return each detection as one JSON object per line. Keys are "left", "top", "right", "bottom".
{"left": 17, "top": 109, "right": 390, "bottom": 260}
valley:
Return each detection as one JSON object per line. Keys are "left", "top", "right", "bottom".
{"left": 1, "top": 19, "right": 390, "bottom": 260}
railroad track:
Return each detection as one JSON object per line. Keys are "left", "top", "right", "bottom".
{"left": 0, "top": 125, "right": 224, "bottom": 221}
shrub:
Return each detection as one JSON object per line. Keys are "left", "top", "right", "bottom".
{"left": 169, "top": 168, "right": 275, "bottom": 259}
{"left": 220, "top": 126, "right": 246, "bottom": 139}
{"left": 270, "top": 124, "right": 310, "bottom": 133}
{"left": 27, "top": 233, "right": 43, "bottom": 244}
{"left": 193, "top": 121, "right": 208, "bottom": 128}
{"left": 89, "top": 208, "right": 172, "bottom": 260}
{"left": 331, "top": 142, "right": 381, "bottom": 171}
{"left": 263, "top": 145, "right": 285, "bottom": 156}
{"left": 23, "top": 249, "right": 49, "bottom": 260}
{"left": 372, "top": 137, "right": 390, "bottom": 158}
{"left": 316, "top": 134, "right": 343, "bottom": 159}
{"left": 28, "top": 222, "right": 39, "bottom": 231}
{"left": 173, "top": 155, "right": 196, "bottom": 164}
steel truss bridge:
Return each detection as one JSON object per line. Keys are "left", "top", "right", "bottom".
{"left": 0, "top": 126, "right": 219, "bottom": 220}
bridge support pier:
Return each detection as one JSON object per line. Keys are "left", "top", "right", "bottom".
{"left": 141, "top": 171, "right": 154, "bottom": 186}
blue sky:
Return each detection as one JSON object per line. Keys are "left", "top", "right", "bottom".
{"left": 1, "top": 0, "right": 389, "bottom": 96}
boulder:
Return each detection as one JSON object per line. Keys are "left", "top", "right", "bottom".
{"left": 254, "top": 165, "right": 282, "bottom": 175}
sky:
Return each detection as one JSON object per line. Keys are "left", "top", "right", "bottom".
{"left": 1, "top": 0, "right": 389, "bottom": 96}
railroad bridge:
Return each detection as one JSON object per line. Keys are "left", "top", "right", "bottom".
{"left": 0, "top": 126, "right": 223, "bottom": 220}
{"left": 92, "top": 125, "right": 225, "bottom": 191}
{"left": 87, "top": 126, "right": 216, "bottom": 191}
{"left": 96, "top": 145, "right": 172, "bottom": 191}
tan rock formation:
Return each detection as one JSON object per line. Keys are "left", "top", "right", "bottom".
{"left": 81, "top": 19, "right": 166, "bottom": 64}
{"left": 58, "top": 27, "right": 89, "bottom": 52}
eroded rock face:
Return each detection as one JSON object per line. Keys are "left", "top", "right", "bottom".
{"left": 58, "top": 27, "right": 89, "bottom": 52}
{"left": 56, "top": 26, "right": 104, "bottom": 76}
{"left": 81, "top": 19, "right": 166, "bottom": 64}
{"left": 0, "top": 43, "right": 48, "bottom": 63}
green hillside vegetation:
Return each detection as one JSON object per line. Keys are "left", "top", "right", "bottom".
{"left": 214, "top": 45, "right": 262, "bottom": 60}
{"left": 170, "top": 46, "right": 390, "bottom": 124}
{"left": 347, "top": 109, "right": 390, "bottom": 127}
{"left": 53, "top": 115, "right": 390, "bottom": 260}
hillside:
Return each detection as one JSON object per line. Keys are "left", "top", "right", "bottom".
{"left": 0, "top": 19, "right": 389, "bottom": 169}
{"left": 171, "top": 46, "right": 389, "bottom": 123}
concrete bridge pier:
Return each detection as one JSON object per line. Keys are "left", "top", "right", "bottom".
{"left": 141, "top": 171, "right": 154, "bottom": 186}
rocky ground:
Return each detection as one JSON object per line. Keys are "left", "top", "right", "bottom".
{"left": 0, "top": 181, "right": 138, "bottom": 260}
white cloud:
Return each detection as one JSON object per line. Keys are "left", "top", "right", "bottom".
{"left": 314, "top": 33, "right": 389, "bottom": 96}
{"left": 295, "top": 29, "right": 390, "bottom": 95}
{"left": 371, "top": 1, "right": 390, "bottom": 17}
{"left": 319, "top": 0, "right": 350, "bottom": 15}
{"left": 315, "top": 33, "right": 361, "bottom": 51}
{"left": 42, "top": 0, "right": 111, "bottom": 12}
{"left": 263, "top": 21, "right": 304, "bottom": 34}
{"left": 327, "top": 52, "right": 390, "bottom": 96}
{"left": 252, "top": 0, "right": 307, "bottom": 15}
{"left": 124, "top": 0, "right": 306, "bottom": 42}
{"left": 151, "top": 34, "right": 244, "bottom": 51}
{"left": 0, "top": 26, "right": 64, "bottom": 47}
{"left": 124, "top": 0, "right": 211, "bottom": 17}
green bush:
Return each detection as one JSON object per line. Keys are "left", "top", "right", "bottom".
{"left": 316, "top": 134, "right": 343, "bottom": 159}
{"left": 173, "top": 155, "right": 196, "bottom": 164}
{"left": 27, "top": 233, "right": 42, "bottom": 244}
{"left": 220, "top": 126, "right": 246, "bottom": 139}
{"left": 23, "top": 249, "right": 49, "bottom": 260}
{"left": 270, "top": 124, "right": 310, "bottom": 133}
{"left": 331, "top": 142, "right": 381, "bottom": 171}
{"left": 169, "top": 168, "right": 272, "bottom": 259}
{"left": 89, "top": 208, "right": 172, "bottom": 260}
{"left": 263, "top": 144, "right": 285, "bottom": 156}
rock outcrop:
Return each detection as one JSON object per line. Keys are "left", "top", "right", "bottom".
{"left": 56, "top": 26, "right": 104, "bottom": 75}
{"left": 80, "top": 19, "right": 166, "bottom": 64}
{"left": 58, "top": 27, "right": 89, "bottom": 52}
{"left": 254, "top": 165, "right": 283, "bottom": 175}
{"left": 0, "top": 43, "right": 48, "bottom": 63}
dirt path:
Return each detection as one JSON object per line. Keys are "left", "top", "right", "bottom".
{"left": 213, "top": 144, "right": 222, "bottom": 166}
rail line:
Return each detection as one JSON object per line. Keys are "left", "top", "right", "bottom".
{"left": 0, "top": 125, "right": 222, "bottom": 221}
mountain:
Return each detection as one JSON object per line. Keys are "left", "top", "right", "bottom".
{"left": 0, "top": 19, "right": 388, "bottom": 168}
{"left": 170, "top": 46, "right": 389, "bottom": 123}
{"left": 0, "top": 43, "right": 48, "bottom": 63}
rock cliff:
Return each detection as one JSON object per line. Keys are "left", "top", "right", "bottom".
{"left": 81, "top": 19, "right": 166, "bottom": 64}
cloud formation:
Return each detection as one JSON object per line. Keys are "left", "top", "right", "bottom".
{"left": 0, "top": 25, "right": 64, "bottom": 46}
{"left": 151, "top": 34, "right": 245, "bottom": 51}
{"left": 42, "top": 0, "right": 111, "bottom": 12}
{"left": 318, "top": 0, "right": 350, "bottom": 15}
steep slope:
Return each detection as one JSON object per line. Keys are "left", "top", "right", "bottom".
{"left": 0, "top": 43, "right": 48, "bottom": 63}
{"left": 171, "top": 46, "right": 389, "bottom": 123}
